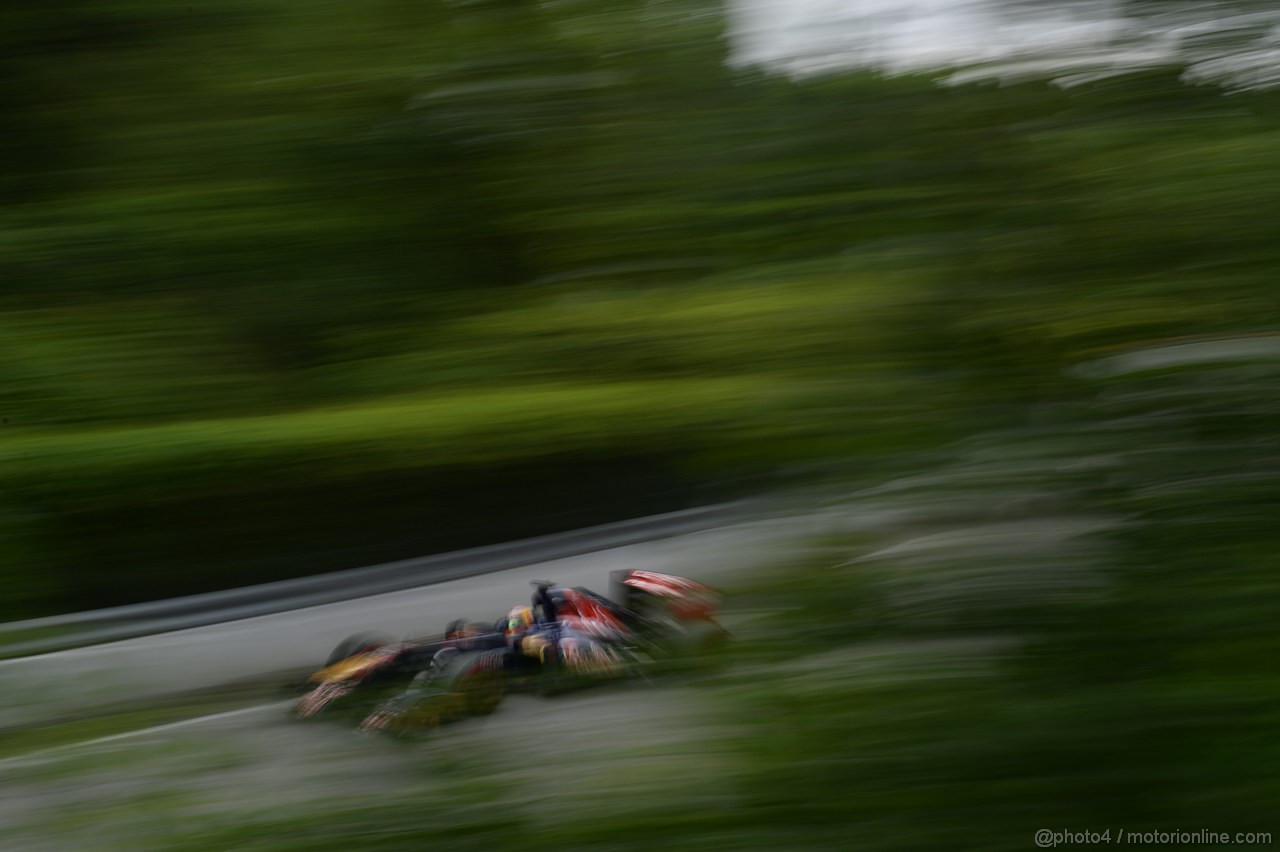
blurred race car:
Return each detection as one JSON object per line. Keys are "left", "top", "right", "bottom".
{"left": 290, "top": 569, "right": 728, "bottom": 734}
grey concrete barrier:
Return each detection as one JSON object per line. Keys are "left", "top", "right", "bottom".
{"left": 0, "top": 500, "right": 759, "bottom": 658}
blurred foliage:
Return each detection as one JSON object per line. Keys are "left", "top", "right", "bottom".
{"left": 3, "top": 0, "right": 1279, "bottom": 845}
{"left": 2, "top": 0, "right": 1278, "bottom": 649}
{"left": 714, "top": 344, "right": 1279, "bottom": 848}
{"left": 138, "top": 346, "right": 1280, "bottom": 852}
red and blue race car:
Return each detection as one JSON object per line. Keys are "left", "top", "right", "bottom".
{"left": 291, "top": 569, "right": 728, "bottom": 735}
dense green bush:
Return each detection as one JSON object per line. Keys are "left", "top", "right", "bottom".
{"left": 3, "top": 0, "right": 1278, "bottom": 623}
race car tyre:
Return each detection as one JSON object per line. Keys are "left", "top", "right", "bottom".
{"left": 325, "top": 631, "right": 396, "bottom": 667}
{"left": 431, "top": 649, "right": 508, "bottom": 717}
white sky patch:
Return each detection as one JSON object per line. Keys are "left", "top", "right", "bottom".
{"left": 730, "top": 0, "right": 1128, "bottom": 71}
{"left": 728, "top": 0, "right": 1280, "bottom": 89}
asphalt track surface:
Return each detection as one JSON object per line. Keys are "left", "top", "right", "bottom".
{"left": 0, "top": 491, "right": 1100, "bottom": 850}
{"left": 0, "top": 511, "right": 833, "bottom": 850}
{"left": 0, "top": 512, "right": 816, "bottom": 732}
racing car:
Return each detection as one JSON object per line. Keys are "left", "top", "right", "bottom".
{"left": 290, "top": 569, "right": 728, "bottom": 734}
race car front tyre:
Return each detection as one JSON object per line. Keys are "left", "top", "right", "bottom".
{"left": 324, "top": 631, "right": 396, "bottom": 667}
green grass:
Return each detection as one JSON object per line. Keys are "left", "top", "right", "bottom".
{"left": 0, "top": 675, "right": 295, "bottom": 762}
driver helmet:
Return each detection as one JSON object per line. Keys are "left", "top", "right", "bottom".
{"left": 505, "top": 605, "right": 535, "bottom": 636}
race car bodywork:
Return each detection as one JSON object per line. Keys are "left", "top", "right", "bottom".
{"left": 290, "top": 569, "right": 727, "bottom": 733}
